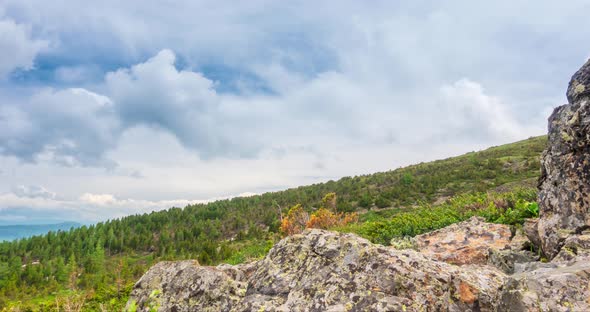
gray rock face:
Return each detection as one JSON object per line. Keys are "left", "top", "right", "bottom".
{"left": 552, "top": 233, "right": 590, "bottom": 262}
{"left": 127, "top": 260, "right": 249, "bottom": 312}
{"left": 128, "top": 229, "right": 507, "bottom": 312}
{"left": 537, "top": 59, "right": 590, "bottom": 259}
{"left": 128, "top": 228, "right": 590, "bottom": 312}
{"left": 500, "top": 258, "right": 590, "bottom": 312}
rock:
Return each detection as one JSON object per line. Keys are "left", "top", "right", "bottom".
{"left": 500, "top": 255, "right": 590, "bottom": 312}
{"left": 126, "top": 260, "right": 248, "bottom": 312}
{"left": 414, "top": 216, "right": 512, "bottom": 265}
{"left": 567, "top": 58, "right": 590, "bottom": 103}
{"left": 552, "top": 233, "right": 590, "bottom": 262}
{"left": 410, "top": 217, "right": 536, "bottom": 273}
{"left": 487, "top": 249, "right": 537, "bottom": 274}
{"left": 129, "top": 229, "right": 507, "bottom": 311}
{"left": 487, "top": 229, "right": 538, "bottom": 274}
{"left": 513, "top": 261, "right": 557, "bottom": 274}
{"left": 389, "top": 236, "right": 416, "bottom": 250}
{"left": 127, "top": 227, "right": 586, "bottom": 311}
{"left": 522, "top": 218, "right": 541, "bottom": 250}
{"left": 537, "top": 59, "right": 590, "bottom": 259}
{"left": 508, "top": 229, "right": 528, "bottom": 250}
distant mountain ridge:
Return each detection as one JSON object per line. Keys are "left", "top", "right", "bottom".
{"left": 0, "top": 222, "right": 81, "bottom": 242}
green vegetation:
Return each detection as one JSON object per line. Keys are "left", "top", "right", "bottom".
{"left": 0, "top": 136, "right": 546, "bottom": 310}
{"left": 336, "top": 188, "right": 539, "bottom": 245}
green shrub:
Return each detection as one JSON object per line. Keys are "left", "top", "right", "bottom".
{"left": 336, "top": 188, "right": 538, "bottom": 245}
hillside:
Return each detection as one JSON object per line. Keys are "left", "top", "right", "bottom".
{"left": 0, "top": 135, "right": 547, "bottom": 310}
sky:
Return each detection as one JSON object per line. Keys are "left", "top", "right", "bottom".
{"left": 1, "top": 1, "right": 589, "bottom": 224}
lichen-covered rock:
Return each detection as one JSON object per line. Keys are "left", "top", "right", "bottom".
{"left": 537, "top": 59, "right": 590, "bottom": 259}
{"left": 499, "top": 255, "right": 590, "bottom": 312}
{"left": 414, "top": 216, "right": 512, "bottom": 265}
{"left": 552, "top": 233, "right": 590, "bottom": 262}
{"left": 126, "top": 260, "right": 249, "bottom": 312}
{"left": 487, "top": 229, "right": 538, "bottom": 274}
{"left": 128, "top": 229, "right": 507, "bottom": 311}
{"left": 244, "top": 229, "right": 507, "bottom": 311}
{"left": 389, "top": 236, "right": 416, "bottom": 250}
{"left": 567, "top": 58, "right": 590, "bottom": 104}
{"left": 487, "top": 249, "right": 537, "bottom": 274}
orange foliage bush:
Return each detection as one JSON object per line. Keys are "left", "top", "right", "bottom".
{"left": 280, "top": 195, "right": 358, "bottom": 236}
{"left": 306, "top": 208, "right": 358, "bottom": 230}
{"left": 280, "top": 204, "right": 309, "bottom": 236}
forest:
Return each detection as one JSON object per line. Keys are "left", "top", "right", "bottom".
{"left": 0, "top": 135, "right": 546, "bottom": 311}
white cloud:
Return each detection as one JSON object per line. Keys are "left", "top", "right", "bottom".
{"left": 54, "top": 65, "right": 101, "bottom": 83}
{"left": 79, "top": 193, "right": 116, "bottom": 205}
{"left": 0, "top": 0, "right": 583, "bottom": 223}
{"left": 0, "top": 87, "right": 120, "bottom": 167}
{"left": 438, "top": 78, "right": 539, "bottom": 141}
{"left": 0, "top": 17, "right": 47, "bottom": 78}
{"left": 106, "top": 49, "right": 261, "bottom": 158}
{"left": 12, "top": 185, "right": 56, "bottom": 199}
{"left": 0, "top": 187, "right": 258, "bottom": 223}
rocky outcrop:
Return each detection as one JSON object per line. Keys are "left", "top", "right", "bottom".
{"left": 500, "top": 257, "right": 590, "bottom": 311}
{"left": 129, "top": 229, "right": 509, "bottom": 311}
{"left": 129, "top": 260, "right": 247, "bottom": 311}
{"left": 414, "top": 216, "right": 513, "bottom": 265}
{"left": 537, "top": 59, "right": 590, "bottom": 259}
{"left": 129, "top": 227, "right": 590, "bottom": 312}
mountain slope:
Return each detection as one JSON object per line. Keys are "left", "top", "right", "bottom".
{"left": 0, "top": 135, "right": 547, "bottom": 310}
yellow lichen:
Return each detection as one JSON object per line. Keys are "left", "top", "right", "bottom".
{"left": 561, "top": 131, "right": 573, "bottom": 142}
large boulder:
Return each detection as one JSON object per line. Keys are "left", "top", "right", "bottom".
{"left": 414, "top": 216, "right": 513, "bottom": 265}
{"left": 537, "top": 59, "right": 590, "bottom": 259}
{"left": 127, "top": 260, "right": 250, "bottom": 311}
{"left": 552, "top": 233, "right": 590, "bottom": 262}
{"left": 128, "top": 229, "right": 590, "bottom": 311}
{"left": 128, "top": 229, "right": 507, "bottom": 312}
{"left": 500, "top": 255, "right": 590, "bottom": 312}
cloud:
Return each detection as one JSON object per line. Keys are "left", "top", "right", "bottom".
{"left": 0, "top": 190, "right": 197, "bottom": 223}
{"left": 105, "top": 50, "right": 259, "bottom": 158}
{"left": 0, "top": 50, "right": 264, "bottom": 167}
{"left": 437, "top": 78, "right": 536, "bottom": 141}
{"left": 79, "top": 193, "right": 116, "bottom": 205}
{"left": 0, "top": 88, "right": 120, "bottom": 167}
{"left": 0, "top": 187, "right": 257, "bottom": 223}
{"left": 0, "top": 46, "right": 548, "bottom": 170}
{"left": 0, "top": 16, "right": 47, "bottom": 78}
{"left": 0, "top": 0, "right": 586, "bottom": 224}
{"left": 54, "top": 65, "right": 102, "bottom": 84}
{"left": 12, "top": 185, "right": 56, "bottom": 199}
